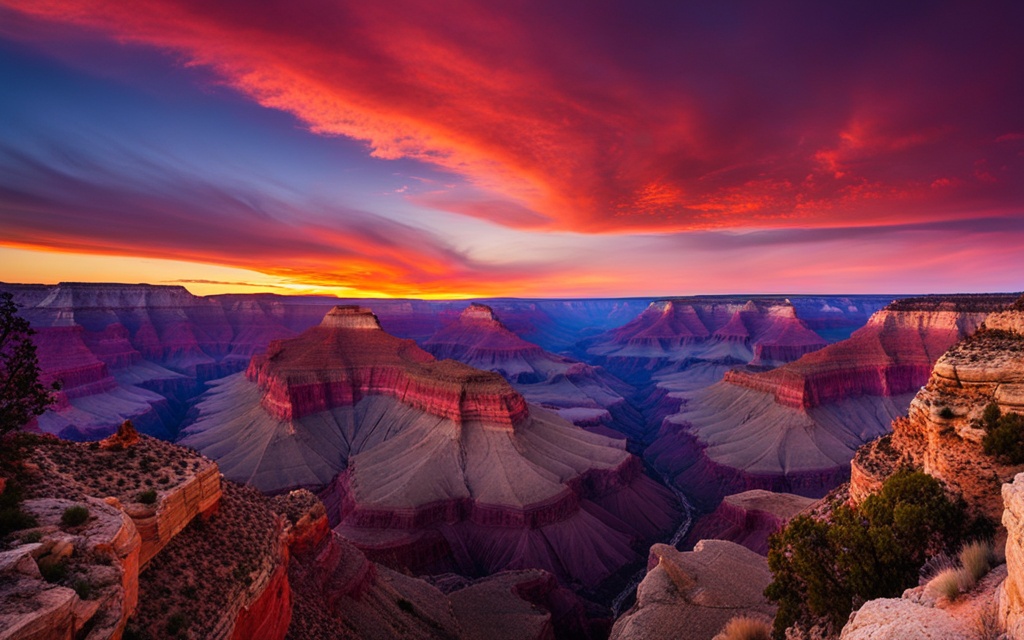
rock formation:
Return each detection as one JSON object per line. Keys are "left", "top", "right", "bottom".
{"left": 839, "top": 568, "right": 1005, "bottom": 640}
{"left": 648, "top": 295, "right": 1017, "bottom": 508}
{"left": 587, "top": 298, "right": 829, "bottom": 379}
{"left": 424, "top": 303, "right": 642, "bottom": 436}
{"left": 0, "top": 496, "right": 141, "bottom": 640}
{"left": 850, "top": 300, "right": 1024, "bottom": 523}
{"left": 685, "top": 490, "right": 814, "bottom": 554}
{"left": 1001, "top": 473, "right": 1024, "bottom": 638}
{"left": 183, "top": 306, "right": 680, "bottom": 590}
{"left": 609, "top": 540, "right": 776, "bottom": 640}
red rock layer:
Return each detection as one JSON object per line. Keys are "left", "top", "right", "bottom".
{"left": 683, "top": 491, "right": 814, "bottom": 555}
{"left": 32, "top": 326, "right": 116, "bottom": 399}
{"left": 228, "top": 547, "right": 292, "bottom": 640}
{"left": 248, "top": 306, "right": 529, "bottom": 427}
{"left": 81, "top": 324, "right": 144, "bottom": 369}
{"left": 725, "top": 303, "right": 1004, "bottom": 409}
{"left": 424, "top": 303, "right": 545, "bottom": 364}
{"left": 605, "top": 299, "right": 825, "bottom": 359}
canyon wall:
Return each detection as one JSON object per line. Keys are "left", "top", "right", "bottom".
{"left": 424, "top": 304, "right": 641, "bottom": 437}
{"left": 650, "top": 295, "right": 1017, "bottom": 509}
{"left": 850, "top": 302, "right": 1024, "bottom": 523}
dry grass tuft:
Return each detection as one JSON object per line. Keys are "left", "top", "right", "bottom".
{"left": 959, "top": 540, "right": 994, "bottom": 583}
{"left": 712, "top": 615, "right": 772, "bottom": 640}
{"left": 926, "top": 566, "right": 970, "bottom": 601}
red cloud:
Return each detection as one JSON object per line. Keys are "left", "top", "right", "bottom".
{"left": 3, "top": 1, "right": 1023, "bottom": 234}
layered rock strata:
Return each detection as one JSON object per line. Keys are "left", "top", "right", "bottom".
{"left": 184, "top": 306, "right": 680, "bottom": 589}
{"left": 424, "top": 304, "right": 642, "bottom": 436}
{"left": 247, "top": 306, "right": 529, "bottom": 426}
{"left": 850, "top": 302, "right": 1024, "bottom": 523}
{"left": 684, "top": 490, "right": 815, "bottom": 554}
{"left": 650, "top": 295, "right": 1016, "bottom": 508}
{"left": 588, "top": 298, "right": 828, "bottom": 378}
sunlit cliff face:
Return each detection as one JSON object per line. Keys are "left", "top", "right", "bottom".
{"left": 1, "top": 1, "right": 1023, "bottom": 297}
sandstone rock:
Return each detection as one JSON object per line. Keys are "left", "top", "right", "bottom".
{"left": 1002, "top": 472, "right": 1024, "bottom": 638}
{"left": 850, "top": 311, "right": 1024, "bottom": 523}
{"left": 128, "top": 459, "right": 222, "bottom": 567}
{"left": 685, "top": 490, "right": 815, "bottom": 554}
{"left": 98, "top": 419, "right": 140, "bottom": 451}
{"left": 0, "top": 497, "right": 141, "bottom": 640}
{"left": 609, "top": 540, "right": 775, "bottom": 640}
{"left": 839, "top": 564, "right": 1007, "bottom": 640}
{"left": 840, "top": 597, "right": 973, "bottom": 640}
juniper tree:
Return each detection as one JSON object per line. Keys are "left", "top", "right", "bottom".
{"left": 1, "top": 292, "right": 58, "bottom": 434}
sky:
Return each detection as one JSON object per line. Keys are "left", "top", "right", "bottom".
{"left": 0, "top": 1, "right": 1022, "bottom": 298}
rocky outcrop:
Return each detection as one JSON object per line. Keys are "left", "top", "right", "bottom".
{"left": 685, "top": 490, "right": 815, "bottom": 554}
{"left": 1002, "top": 473, "right": 1024, "bottom": 638}
{"left": 850, "top": 302, "right": 1024, "bottom": 523}
{"left": 0, "top": 497, "right": 141, "bottom": 640}
{"left": 126, "top": 461, "right": 222, "bottom": 567}
{"left": 609, "top": 540, "right": 775, "bottom": 640}
{"left": 21, "top": 434, "right": 223, "bottom": 569}
{"left": 840, "top": 567, "right": 1005, "bottom": 640}
{"left": 424, "top": 304, "right": 641, "bottom": 436}
{"left": 650, "top": 295, "right": 1016, "bottom": 509}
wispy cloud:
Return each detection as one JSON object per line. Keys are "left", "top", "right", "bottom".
{"left": 3, "top": 0, "right": 1022, "bottom": 234}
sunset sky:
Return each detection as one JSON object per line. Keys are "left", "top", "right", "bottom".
{"left": 1, "top": 1, "right": 1022, "bottom": 298}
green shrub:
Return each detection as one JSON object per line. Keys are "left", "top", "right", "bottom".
{"left": 61, "top": 505, "right": 89, "bottom": 527}
{"left": 765, "top": 470, "right": 986, "bottom": 638}
{"left": 73, "top": 579, "right": 93, "bottom": 600}
{"left": 138, "top": 490, "right": 158, "bottom": 505}
{"left": 397, "top": 598, "right": 414, "bottom": 613}
{"left": 983, "top": 402, "right": 1002, "bottom": 429}
{"left": 0, "top": 481, "right": 38, "bottom": 537}
{"left": 982, "top": 406, "right": 1024, "bottom": 464}
{"left": 39, "top": 559, "right": 68, "bottom": 583}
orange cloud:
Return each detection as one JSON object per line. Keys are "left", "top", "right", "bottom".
{"left": 2, "top": 0, "right": 1023, "bottom": 237}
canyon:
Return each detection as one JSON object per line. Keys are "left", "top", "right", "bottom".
{"left": 183, "top": 305, "right": 681, "bottom": 592}
{"left": 8, "top": 281, "right": 1022, "bottom": 639}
